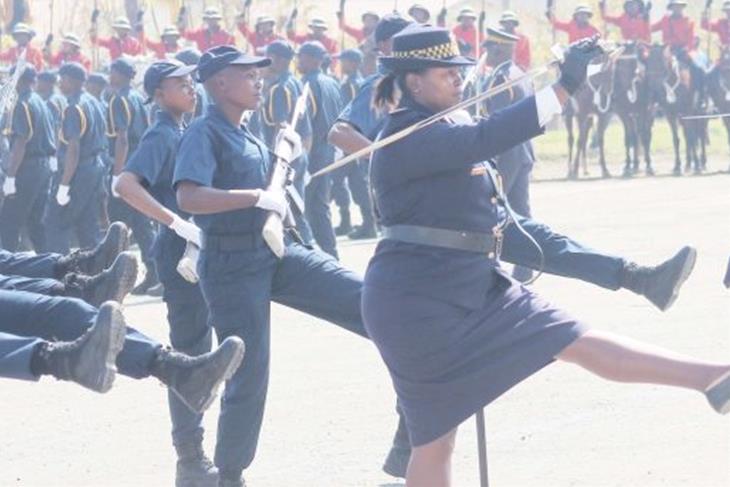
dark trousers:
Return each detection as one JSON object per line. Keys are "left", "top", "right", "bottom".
{"left": 198, "top": 240, "right": 365, "bottom": 479}
{"left": 44, "top": 159, "right": 105, "bottom": 254}
{"left": 156, "top": 231, "right": 213, "bottom": 448}
{"left": 0, "top": 331, "right": 41, "bottom": 381}
{"left": 0, "top": 289, "right": 161, "bottom": 380}
{"left": 0, "top": 249, "right": 59, "bottom": 278}
{"left": 0, "top": 158, "right": 51, "bottom": 252}
{"left": 330, "top": 159, "right": 374, "bottom": 227}
{"left": 0, "top": 273, "right": 63, "bottom": 295}
{"left": 305, "top": 173, "right": 338, "bottom": 259}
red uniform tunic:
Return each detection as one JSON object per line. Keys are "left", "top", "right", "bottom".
{"left": 452, "top": 24, "right": 477, "bottom": 55}
{"left": 48, "top": 50, "right": 92, "bottom": 71}
{"left": 338, "top": 18, "right": 367, "bottom": 43}
{"left": 514, "top": 33, "right": 531, "bottom": 70}
{"left": 181, "top": 28, "right": 236, "bottom": 52}
{"left": 237, "top": 24, "right": 284, "bottom": 56}
{"left": 702, "top": 17, "right": 730, "bottom": 46}
{"left": 601, "top": 12, "right": 650, "bottom": 41}
{"left": 92, "top": 35, "right": 144, "bottom": 60}
{"left": 651, "top": 15, "right": 695, "bottom": 51}
{"left": 0, "top": 45, "right": 44, "bottom": 70}
{"left": 550, "top": 18, "right": 601, "bottom": 43}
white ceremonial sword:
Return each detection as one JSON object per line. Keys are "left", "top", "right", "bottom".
{"left": 311, "top": 41, "right": 623, "bottom": 179}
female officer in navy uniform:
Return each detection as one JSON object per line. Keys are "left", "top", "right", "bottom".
{"left": 362, "top": 25, "right": 730, "bottom": 485}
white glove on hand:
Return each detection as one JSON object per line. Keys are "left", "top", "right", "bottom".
{"left": 49, "top": 157, "right": 58, "bottom": 173}
{"left": 255, "top": 189, "right": 288, "bottom": 220}
{"left": 111, "top": 175, "right": 120, "bottom": 198}
{"left": 176, "top": 241, "right": 200, "bottom": 284}
{"left": 2, "top": 177, "right": 16, "bottom": 197}
{"left": 169, "top": 215, "right": 202, "bottom": 247}
{"left": 276, "top": 125, "right": 303, "bottom": 162}
{"left": 56, "top": 185, "right": 70, "bottom": 206}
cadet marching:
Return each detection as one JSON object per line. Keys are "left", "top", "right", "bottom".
{"left": 0, "top": 2, "right": 730, "bottom": 487}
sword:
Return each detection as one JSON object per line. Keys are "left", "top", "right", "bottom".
{"left": 682, "top": 112, "right": 730, "bottom": 120}
{"left": 312, "top": 41, "right": 622, "bottom": 179}
{"left": 261, "top": 83, "right": 311, "bottom": 258}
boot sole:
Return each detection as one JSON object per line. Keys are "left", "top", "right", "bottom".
{"left": 199, "top": 338, "right": 246, "bottom": 413}
{"left": 658, "top": 247, "right": 697, "bottom": 311}
{"left": 75, "top": 302, "right": 126, "bottom": 393}
{"left": 95, "top": 222, "right": 130, "bottom": 275}
{"left": 107, "top": 252, "right": 139, "bottom": 305}
{"left": 179, "top": 338, "right": 246, "bottom": 414}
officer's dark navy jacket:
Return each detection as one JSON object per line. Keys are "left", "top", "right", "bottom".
{"left": 5, "top": 89, "right": 56, "bottom": 159}
{"left": 173, "top": 104, "right": 272, "bottom": 236}
{"left": 301, "top": 69, "right": 342, "bottom": 166}
{"left": 368, "top": 93, "right": 543, "bottom": 310}
{"left": 259, "top": 71, "right": 312, "bottom": 147}
{"left": 58, "top": 91, "right": 107, "bottom": 161}
{"left": 107, "top": 86, "right": 149, "bottom": 157}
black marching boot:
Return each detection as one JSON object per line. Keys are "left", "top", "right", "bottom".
{"left": 620, "top": 246, "right": 697, "bottom": 311}
{"left": 150, "top": 337, "right": 246, "bottom": 414}
{"left": 34, "top": 302, "right": 126, "bottom": 392}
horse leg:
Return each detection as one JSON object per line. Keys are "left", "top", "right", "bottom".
{"left": 597, "top": 114, "right": 611, "bottom": 178}
{"left": 582, "top": 116, "right": 593, "bottom": 176}
{"left": 669, "top": 115, "right": 682, "bottom": 176}
{"left": 641, "top": 111, "right": 655, "bottom": 174}
{"left": 619, "top": 112, "right": 633, "bottom": 177}
{"left": 566, "top": 114, "right": 575, "bottom": 179}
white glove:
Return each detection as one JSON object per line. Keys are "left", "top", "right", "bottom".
{"left": 111, "top": 175, "right": 120, "bottom": 198}
{"left": 255, "top": 189, "right": 288, "bottom": 220}
{"left": 49, "top": 157, "right": 58, "bottom": 173}
{"left": 169, "top": 215, "right": 202, "bottom": 247}
{"left": 276, "top": 125, "right": 303, "bottom": 162}
{"left": 2, "top": 177, "right": 16, "bottom": 197}
{"left": 176, "top": 241, "right": 200, "bottom": 284}
{"left": 56, "top": 185, "right": 70, "bottom": 206}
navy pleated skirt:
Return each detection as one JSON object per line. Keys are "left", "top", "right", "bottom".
{"left": 362, "top": 264, "right": 589, "bottom": 447}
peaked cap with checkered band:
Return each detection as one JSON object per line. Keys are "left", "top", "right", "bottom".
{"left": 380, "top": 24, "right": 475, "bottom": 71}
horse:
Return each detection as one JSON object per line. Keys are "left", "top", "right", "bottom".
{"left": 642, "top": 44, "right": 708, "bottom": 176}
{"left": 563, "top": 53, "right": 615, "bottom": 179}
{"left": 706, "top": 45, "right": 730, "bottom": 172}
{"left": 610, "top": 42, "right": 653, "bottom": 177}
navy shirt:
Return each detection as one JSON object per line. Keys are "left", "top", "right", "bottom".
{"left": 367, "top": 94, "right": 543, "bottom": 310}
{"left": 259, "top": 71, "right": 312, "bottom": 147}
{"left": 107, "top": 86, "right": 149, "bottom": 158}
{"left": 43, "top": 92, "right": 67, "bottom": 137}
{"left": 125, "top": 110, "right": 186, "bottom": 218}
{"left": 173, "top": 104, "right": 272, "bottom": 236}
{"left": 5, "top": 89, "right": 56, "bottom": 159}
{"left": 58, "top": 90, "right": 107, "bottom": 161}
{"left": 302, "top": 69, "right": 343, "bottom": 168}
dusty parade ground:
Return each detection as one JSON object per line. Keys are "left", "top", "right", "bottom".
{"left": 1, "top": 160, "right": 729, "bottom": 486}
